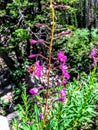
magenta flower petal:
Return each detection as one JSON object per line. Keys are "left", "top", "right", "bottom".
{"left": 55, "top": 30, "right": 72, "bottom": 37}
{"left": 38, "top": 113, "right": 44, "bottom": 120}
{"left": 38, "top": 39, "right": 45, "bottom": 43}
{"left": 27, "top": 65, "right": 31, "bottom": 73}
{"left": 93, "top": 57, "right": 97, "bottom": 65}
{"left": 29, "top": 88, "right": 38, "bottom": 96}
{"left": 59, "top": 63, "right": 70, "bottom": 80}
{"left": 29, "top": 39, "right": 38, "bottom": 45}
{"left": 60, "top": 88, "right": 66, "bottom": 97}
{"left": 59, "top": 88, "right": 66, "bottom": 103}
{"left": 54, "top": 5, "right": 70, "bottom": 9}
{"left": 90, "top": 48, "right": 97, "bottom": 58}
{"left": 27, "top": 61, "right": 43, "bottom": 77}
{"left": 63, "top": 71, "right": 70, "bottom": 79}
{"left": 38, "top": 85, "right": 44, "bottom": 89}
{"left": 58, "top": 30, "right": 72, "bottom": 36}
{"left": 57, "top": 51, "right": 67, "bottom": 62}
{"left": 62, "top": 80, "right": 67, "bottom": 85}
{"left": 90, "top": 48, "right": 97, "bottom": 65}
{"left": 33, "top": 60, "right": 43, "bottom": 77}
{"left": 29, "top": 39, "right": 44, "bottom": 45}
{"left": 27, "top": 121, "right": 32, "bottom": 125}
{"left": 59, "top": 63, "right": 67, "bottom": 70}
{"left": 28, "top": 54, "right": 37, "bottom": 59}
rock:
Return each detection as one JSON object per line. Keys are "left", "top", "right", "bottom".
{"left": 1, "top": 92, "right": 13, "bottom": 103}
{"left": 25, "top": 67, "right": 61, "bottom": 88}
{"left": 0, "top": 107, "right": 5, "bottom": 115}
{"left": 0, "top": 115, "right": 10, "bottom": 130}
{"left": 7, "top": 111, "right": 18, "bottom": 124}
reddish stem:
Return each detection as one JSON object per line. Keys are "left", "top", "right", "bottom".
{"left": 43, "top": 0, "right": 55, "bottom": 124}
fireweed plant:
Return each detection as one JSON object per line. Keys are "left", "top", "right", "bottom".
{"left": 27, "top": 0, "right": 71, "bottom": 125}
{"left": 12, "top": 2, "right": 98, "bottom": 130}
{"left": 12, "top": 0, "right": 70, "bottom": 129}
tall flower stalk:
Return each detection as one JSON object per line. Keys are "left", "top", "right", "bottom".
{"left": 27, "top": 1, "right": 70, "bottom": 129}
{"left": 43, "top": 0, "right": 55, "bottom": 123}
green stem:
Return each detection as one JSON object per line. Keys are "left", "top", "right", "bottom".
{"left": 87, "top": 65, "right": 96, "bottom": 99}
{"left": 84, "top": 65, "right": 96, "bottom": 107}
{"left": 57, "top": 102, "right": 62, "bottom": 130}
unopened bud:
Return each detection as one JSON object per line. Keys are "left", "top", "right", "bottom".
{"left": 50, "top": 4, "right": 53, "bottom": 8}
{"left": 51, "top": 22, "right": 55, "bottom": 25}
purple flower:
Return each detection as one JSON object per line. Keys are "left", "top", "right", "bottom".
{"left": 90, "top": 48, "right": 97, "bottom": 58}
{"left": 93, "top": 57, "right": 97, "bottom": 65}
{"left": 29, "top": 88, "right": 38, "bottom": 96}
{"left": 38, "top": 113, "right": 44, "bottom": 120}
{"left": 63, "top": 70, "right": 70, "bottom": 80}
{"left": 27, "top": 61, "right": 43, "bottom": 77}
{"left": 58, "top": 55, "right": 70, "bottom": 86}
{"left": 61, "top": 80, "right": 67, "bottom": 85}
{"left": 59, "top": 88, "right": 66, "bottom": 103}
{"left": 57, "top": 51, "right": 67, "bottom": 62}
{"left": 27, "top": 121, "right": 32, "bottom": 125}
{"left": 38, "top": 39, "right": 45, "bottom": 43}
{"left": 28, "top": 54, "right": 37, "bottom": 59}
{"left": 95, "top": 43, "right": 98, "bottom": 46}
{"left": 29, "top": 39, "right": 44, "bottom": 45}
{"left": 90, "top": 48, "right": 97, "bottom": 65}
{"left": 59, "top": 63, "right": 70, "bottom": 80}
{"left": 54, "top": 5, "right": 70, "bottom": 9}
{"left": 29, "top": 39, "right": 38, "bottom": 45}
{"left": 33, "top": 60, "right": 43, "bottom": 77}
{"left": 38, "top": 85, "right": 44, "bottom": 89}
{"left": 27, "top": 65, "right": 31, "bottom": 73}
{"left": 58, "top": 30, "right": 72, "bottom": 36}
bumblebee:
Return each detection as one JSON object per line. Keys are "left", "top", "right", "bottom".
{"left": 29, "top": 64, "right": 36, "bottom": 73}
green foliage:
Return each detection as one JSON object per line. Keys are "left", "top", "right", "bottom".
{"left": 13, "top": 89, "right": 42, "bottom": 130}
{"left": 10, "top": 10, "right": 19, "bottom": 17}
{"left": 9, "top": 59, "right": 29, "bottom": 81}
{"left": 12, "top": 118, "right": 19, "bottom": 130}
{"left": 7, "top": 0, "right": 33, "bottom": 9}
{"left": 91, "top": 28, "right": 98, "bottom": 42}
{"left": 0, "top": 98, "right": 9, "bottom": 115}
{"left": 10, "top": 29, "right": 30, "bottom": 43}
{"left": 65, "top": 28, "right": 90, "bottom": 74}
{"left": 57, "top": 0, "right": 79, "bottom": 4}
{"left": 47, "top": 69, "right": 98, "bottom": 129}
{"left": 8, "top": 59, "right": 30, "bottom": 102}
{"left": 12, "top": 68, "right": 98, "bottom": 129}
{"left": 66, "top": 28, "right": 98, "bottom": 75}
{"left": 55, "top": 0, "right": 78, "bottom": 27}
{"left": 53, "top": 28, "right": 98, "bottom": 76}
{"left": 0, "top": 10, "right": 6, "bottom": 16}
